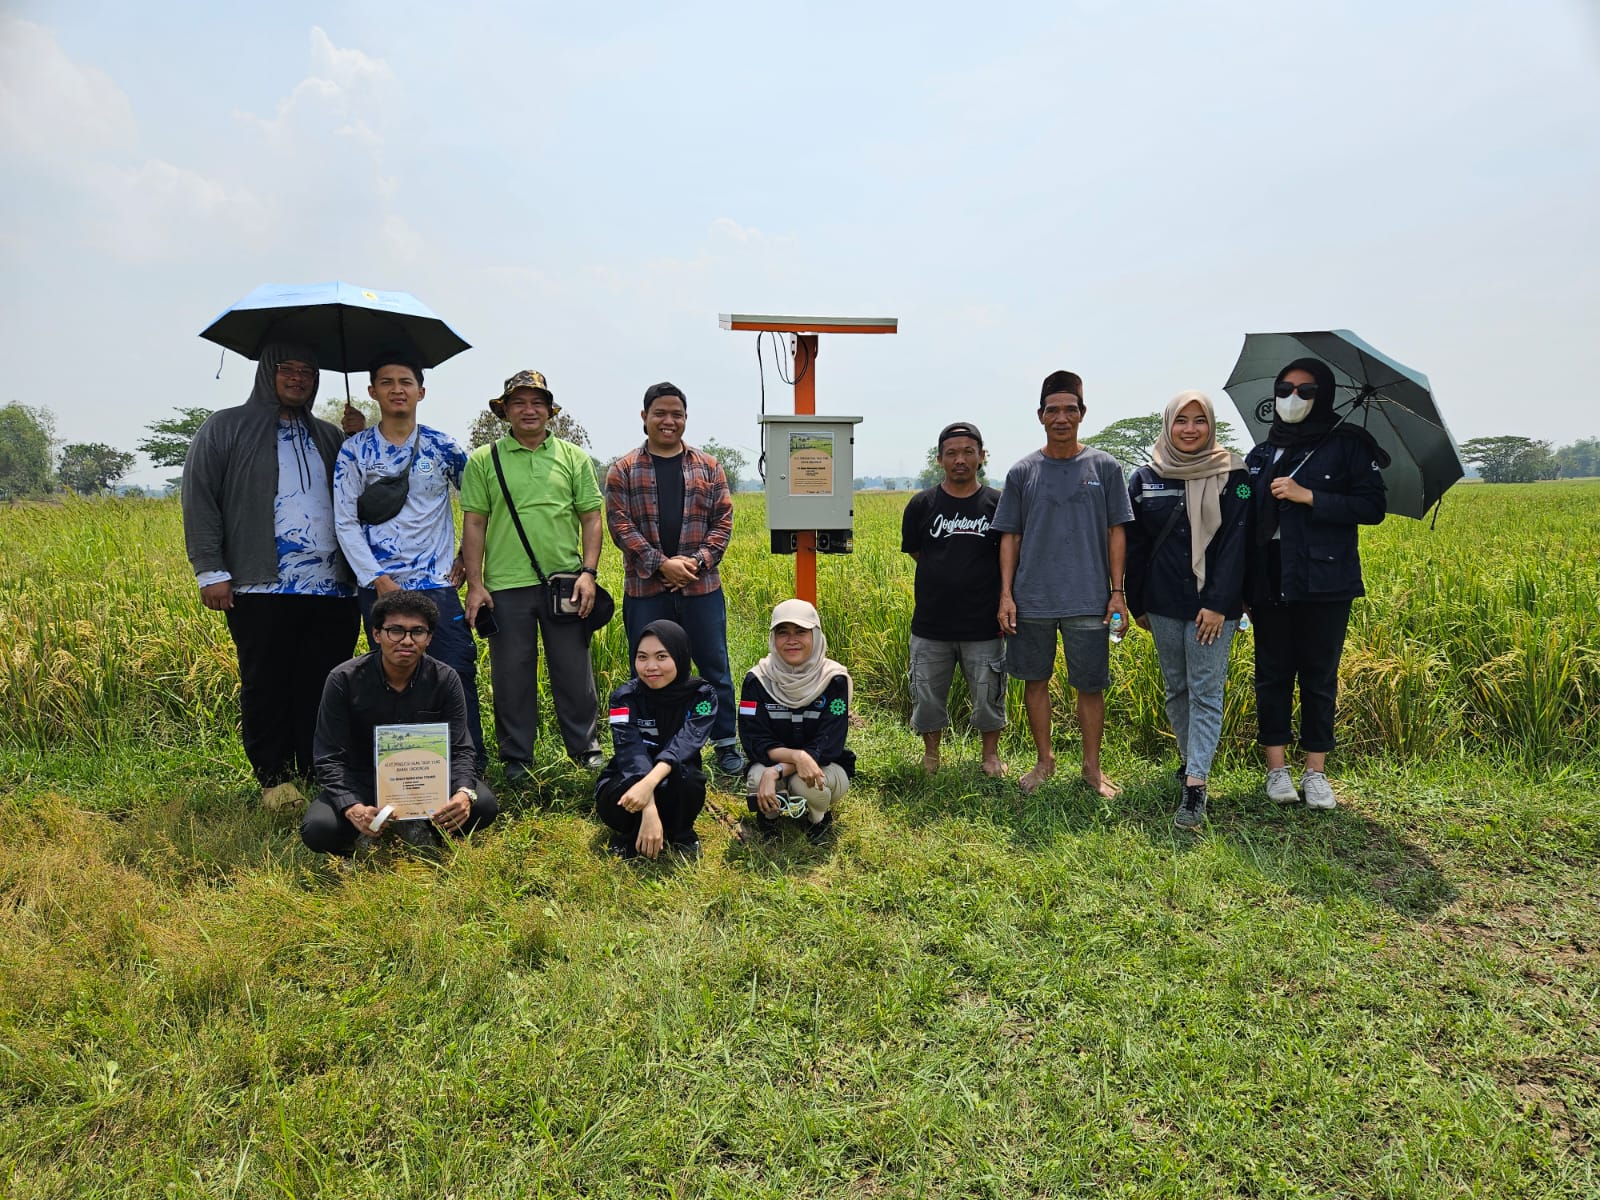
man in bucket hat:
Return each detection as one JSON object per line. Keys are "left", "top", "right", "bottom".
{"left": 461, "top": 370, "right": 605, "bottom": 785}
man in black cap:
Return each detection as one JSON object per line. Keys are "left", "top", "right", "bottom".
{"left": 604, "top": 381, "right": 743, "bottom": 775}
{"left": 900, "top": 421, "right": 1008, "bottom": 776}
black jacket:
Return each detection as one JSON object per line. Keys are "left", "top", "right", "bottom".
{"left": 738, "top": 674, "right": 856, "bottom": 777}
{"left": 1244, "top": 435, "right": 1387, "bottom": 605}
{"left": 597, "top": 676, "right": 715, "bottom": 791}
{"left": 313, "top": 652, "right": 475, "bottom": 812}
{"left": 1124, "top": 466, "right": 1251, "bottom": 621}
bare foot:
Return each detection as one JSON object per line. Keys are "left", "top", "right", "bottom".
{"left": 1018, "top": 759, "right": 1056, "bottom": 794}
{"left": 981, "top": 757, "right": 1008, "bottom": 778}
{"left": 921, "top": 753, "right": 940, "bottom": 776}
{"left": 1082, "top": 770, "right": 1121, "bottom": 799}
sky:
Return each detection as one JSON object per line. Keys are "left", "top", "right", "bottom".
{"left": 3, "top": 1, "right": 1597, "bottom": 490}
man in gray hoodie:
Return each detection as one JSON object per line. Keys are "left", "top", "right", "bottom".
{"left": 182, "top": 342, "right": 361, "bottom": 810}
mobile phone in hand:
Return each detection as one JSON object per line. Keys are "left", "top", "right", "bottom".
{"left": 474, "top": 607, "right": 499, "bottom": 637}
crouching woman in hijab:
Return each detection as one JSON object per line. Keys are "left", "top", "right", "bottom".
{"left": 1245, "top": 358, "right": 1388, "bottom": 811}
{"left": 738, "top": 599, "right": 855, "bottom": 843}
{"left": 1125, "top": 391, "right": 1250, "bottom": 831}
{"left": 595, "top": 619, "right": 716, "bottom": 859}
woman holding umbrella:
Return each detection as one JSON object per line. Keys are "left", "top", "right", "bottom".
{"left": 1245, "top": 358, "right": 1388, "bottom": 810}
{"left": 1125, "top": 391, "right": 1250, "bottom": 831}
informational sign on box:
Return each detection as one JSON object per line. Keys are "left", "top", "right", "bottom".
{"left": 759, "top": 414, "right": 861, "bottom": 534}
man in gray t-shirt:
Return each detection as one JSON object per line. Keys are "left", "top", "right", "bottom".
{"left": 994, "top": 370, "right": 1132, "bottom": 798}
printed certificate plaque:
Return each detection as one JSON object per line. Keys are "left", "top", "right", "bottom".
{"left": 374, "top": 723, "right": 450, "bottom": 819}
{"left": 787, "top": 431, "right": 835, "bottom": 497}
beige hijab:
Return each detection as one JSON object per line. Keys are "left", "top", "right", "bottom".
{"left": 749, "top": 599, "right": 852, "bottom": 709}
{"left": 1147, "top": 390, "right": 1245, "bottom": 592}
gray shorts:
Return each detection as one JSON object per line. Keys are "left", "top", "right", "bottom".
{"left": 908, "top": 635, "right": 1008, "bottom": 734}
{"left": 1006, "top": 616, "right": 1110, "bottom": 692}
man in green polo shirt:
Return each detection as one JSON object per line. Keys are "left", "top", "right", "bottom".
{"left": 462, "top": 370, "right": 605, "bottom": 783}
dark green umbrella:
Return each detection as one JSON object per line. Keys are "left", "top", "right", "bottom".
{"left": 1223, "top": 329, "right": 1465, "bottom": 519}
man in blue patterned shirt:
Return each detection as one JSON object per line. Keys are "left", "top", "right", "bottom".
{"left": 333, "top": 352, "right": 483, "bottom": 772}
{"left": 182, "top": 342, "right": 361, "bottom": 811}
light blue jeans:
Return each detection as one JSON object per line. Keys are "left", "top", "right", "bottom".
{"left": 1148, "top": 613, "right": 1237, "bottom": 780}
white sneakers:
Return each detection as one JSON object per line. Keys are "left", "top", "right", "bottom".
{"left": 1265, "top": 767, "right": 1338, "bottom": 809}
{"left": 1265, "top": 767, "right": 1299, "bottom": 805}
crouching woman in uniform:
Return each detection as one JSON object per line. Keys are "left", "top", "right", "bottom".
{"left": 738, "top": 599, "right": 855, "bottom": 843}
{"left": 1125, "top": 390, "right": 1250, "bottom": 831}
{"left": 595, "top": 619, "right": 716, "bottom": 859}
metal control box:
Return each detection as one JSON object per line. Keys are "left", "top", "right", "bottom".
{"left": 758, "top": 413, "right": 863, "bottom": 555}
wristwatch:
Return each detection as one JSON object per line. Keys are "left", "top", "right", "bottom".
{"left": 458, "top": 788, "right": 478, "bottom": 803}
{"left": 579, "top": 566, "right": 598, "bottom": 577}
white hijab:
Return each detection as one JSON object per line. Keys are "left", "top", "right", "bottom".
{"left": 748, "top": 599, "right": 852, "bottom": 709}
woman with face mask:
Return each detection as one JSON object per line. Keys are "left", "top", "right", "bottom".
{"left": 1244, "top": 358, "right": 1388, "bottom": 811}
{"left": 1125, "top": 391, "right": 1250, "bottom": 831}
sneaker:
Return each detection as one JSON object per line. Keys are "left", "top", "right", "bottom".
{"left": 715, "top": 746, "right": 748, "bottom": 776}
{"left": 607, "top": 834, "right": 637, "bottom": 859}
{"left": 1302, "top": 770, "right": 1337, "bottom": 810}
{"left": 578, "top": 751, "right": 606, "bottom": 773}
{"left": 669, "top": 838, "right": 702, "bottom": 860}
{"left": 260, "top": 781, "right": 306, "bottom": 813}
{"left": 392, "top": 819, "right": 442, "bottom": 850}
{"left": 803, "top": 811, "right": 835, "bottom": 844}
{"left": 503, "top": 761, "right": 535, "bottom": 788}
{"left": 1174, "top": 783, "right": 1208, "bottom": 830}
{"left": 1265, "top": 767, "right": 1299, "bottom": 805}
{"left": 743, "top": 814, "right": 782, "bottom": 842}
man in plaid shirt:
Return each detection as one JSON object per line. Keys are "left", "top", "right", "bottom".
{"left": 605, "top": 382, "right": 744, "bottom": 775}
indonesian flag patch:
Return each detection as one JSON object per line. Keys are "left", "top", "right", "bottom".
{"left": 738, "top": 700, "right": 759, "bottom": 717}
{"left": 608, "top": 707, "right": 629, "bottom": 725}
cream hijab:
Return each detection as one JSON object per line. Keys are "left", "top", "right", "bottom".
{"left": 1147, "top": 390, "right": 1245, "bottom": 592}
{"left": 748, "top": 599, "right": 852, "bottom": 709}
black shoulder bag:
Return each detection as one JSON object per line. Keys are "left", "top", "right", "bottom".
{"left": 355, "top": 431, "right": 420, "bottom": 525}
{"left": 490, "top": 443, "right": 615, "bottom": 634}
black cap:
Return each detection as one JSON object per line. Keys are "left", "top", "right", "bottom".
{"left": 642, "top": 381, "right": 686, "bottom": 408}
{"left": 937, "top": 421, "right": 984, "bottom": 449}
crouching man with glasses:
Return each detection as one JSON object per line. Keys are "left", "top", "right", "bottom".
{"left": 301, "top": 590, "right": 498, "bottom": 856}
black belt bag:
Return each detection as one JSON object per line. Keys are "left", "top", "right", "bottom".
{"left": 355, "top": 432, "right": 421, "bottom": 525}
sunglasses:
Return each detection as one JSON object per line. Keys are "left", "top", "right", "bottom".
{"left": 1273, "top": 381, "right": 1322, "bottom": 401}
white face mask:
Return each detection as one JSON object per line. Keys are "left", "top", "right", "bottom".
{"left": 1275, "top": 392, "right": 1314, "bottom": 424}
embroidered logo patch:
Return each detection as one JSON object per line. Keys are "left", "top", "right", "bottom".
{"left": 607, "top": 707, "right": 629, "bottom": 725}
{"left": 829, "top": 698, "right": 847, "bottom": 716}
{"left": 1235, "top": 483, "right": 1251, "bottom": 499}
{"left": 694, "top": 700, "right": 712, "bottom": 716}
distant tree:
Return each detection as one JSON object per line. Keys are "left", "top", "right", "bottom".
{"left": 551, "top": 412, "right": 592, "bottom": 449}
{"left": 1461, "top": 436, "right": 1557, "bottom": 483}
{"left": 137, "top": 406, "right": 214, "bottom": 469}
{"left": 700, "top": 439, "right": 748, "bottom": 492}
{"left": 58, "top": 442, "right": 136, "bottom": 494}
{"left": 0, "top": 403, "right": 57, "bottom": 500}
{"left": 467, "top": 409, "right": 507, "bottom": 450}
{"left": 917, "top": 444, "right": 990, "bottom": 489}
{"left": 1086, "top": 413, "right": 1243, "bottom": 471}
{"left": 1553, "top": 437, "right": 1600, "bottom": 479}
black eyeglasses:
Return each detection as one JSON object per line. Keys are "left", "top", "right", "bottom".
{"left": 1273, "top": 381, "right": 1321, "bottom": 401}
{"left": 378, "top": 625, "right": 431, "bottom": 642}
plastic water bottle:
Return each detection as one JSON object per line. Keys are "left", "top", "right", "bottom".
{"left": 1109, "top": 612, "right": 1126, "bottom": 644}
{"left": 1238, "top": 612, "right": 1252, "bottom": 633}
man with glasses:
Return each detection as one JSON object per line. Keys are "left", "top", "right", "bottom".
{"left": 333, "top": 351, "right": 483, "bottom": 773}
{"left": 182, "top": 342, "right": 361, "bottom": 812}
{"left": 461, "top": 370, "right": 605, "bottom": 785}
{"left": 994, "top": 370, "right": 1133, "bottom": 799}
{"left": 301, "top": 590, "right": 497, "bottom": 856}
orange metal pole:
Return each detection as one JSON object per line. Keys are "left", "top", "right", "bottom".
{"left": 793, "top": 334, "right": 818, "bottom": 604}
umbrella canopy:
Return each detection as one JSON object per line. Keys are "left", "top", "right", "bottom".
{"left": 199, "top": 281, "right": 471, "bottom": 372}
{"left": 1223, "top": 329, "right": 1465, "bottom": 519}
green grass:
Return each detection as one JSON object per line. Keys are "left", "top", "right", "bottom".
{"left": 2, "top": 488, "right": 1598, "bottom": 1197}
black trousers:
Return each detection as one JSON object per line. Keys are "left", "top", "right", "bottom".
{"left": 225, "top": 593, "right": 360, "bottom": 786}
{"left": 1252, "top": 598, "right": 1352, "bottom": 753}
{"left": 594, "top": 769, "right": 705, "bottom": 846}
{"left": 300, "top": 780, "right": 499, "bottom": 856}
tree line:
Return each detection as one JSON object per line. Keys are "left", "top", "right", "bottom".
{"left": 0, "top": 401, "right": 752, "bottom": 501}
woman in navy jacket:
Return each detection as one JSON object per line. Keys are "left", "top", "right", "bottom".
{"left": 1125, "top": 391, "right": 1250, "bottom": 830}
{"left": 595, "top": 619, "right": 716, "bottom": 858}
{"left": 1245, "top": 358, "right": 1388, "bottom": 811}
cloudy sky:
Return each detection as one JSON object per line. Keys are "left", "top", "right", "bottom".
{"left": 3, "top": 1, "right": 1597, "bottom": 489}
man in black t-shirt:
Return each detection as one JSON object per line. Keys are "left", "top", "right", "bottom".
{"left": 899, "top": 421, "right": 1008, "bottom": 776}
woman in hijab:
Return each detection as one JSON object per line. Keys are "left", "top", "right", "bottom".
{"left": 1245, "top": 358, "right": 1388, "bottom": 811}
{"left": 738, "top": 599, "right": 855, "bottom": 843}
{"left": 1125, "top": 391, "right": 1251, "bottom": 830}
{"left": 595, "top": 619, "right": 716, "bottom": 859}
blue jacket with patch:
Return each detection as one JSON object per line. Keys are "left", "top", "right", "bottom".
{"left": 738, "top": 674, "right": 856, "bottom": 777}
{"left": 1125, "top": 465, "right": 1252, "bottom": 622}
{"left": 598, "top": 676, "right": 715, "bottom": 791}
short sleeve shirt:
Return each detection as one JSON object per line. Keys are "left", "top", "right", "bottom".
{"left": 992, "top": 447, "right": 1132, "bottom": 619}
{"left": 460, "top": 435, "right": 602, "bottom": 591}
{"left": 900, "top": 484, "right": 1002, "bottom": 641}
